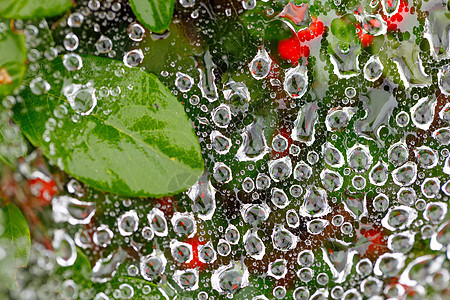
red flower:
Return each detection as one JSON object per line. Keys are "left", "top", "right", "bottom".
{"left": 183, "top": 237, "right": 207, "bottom": 270}
{"left": 28, "top": 177, "right": 58, "bottom": 206}
{"left": 278, "top": 19, "right": 325, "bottom": 62}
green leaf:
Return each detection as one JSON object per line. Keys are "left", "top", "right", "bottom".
{"left": 0, "top": 203, "right": 31, "bottom": 290}
{"left": 129, "top": 0, "right": 174, "bottom": 33}
{"left": 330, "top": 14, "right": 358, "bottom": 43}
{"left": 13, "top": 55, "right": 204, "bottom": 197}
{"left": 0, "top": 0, "right": 72, "bottom": 19}
{"left": 0, "top": 20, "right": 27, "bottom": 98}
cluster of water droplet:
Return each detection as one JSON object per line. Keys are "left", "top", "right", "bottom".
{"left": 4, "top": 0, "right": 450, "bottom": 299}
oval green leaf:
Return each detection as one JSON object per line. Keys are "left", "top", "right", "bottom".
{"left": 13, "top": 55, "right": 203, "bottom": 197}
{"left": 0, "top": 203, "right": 31, "bottom": 289}
{"left": 0, "top": 0, "right": 72, "bottom": 19}
{"left": 129, "top": 0, "right": 174, "bottom": 33}
{"left": 0, "top": 20, "right": 27, "bottom": 98}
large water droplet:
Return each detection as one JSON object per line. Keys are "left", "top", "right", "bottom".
{"left": 284, "top": 65, "right": 308, "bottom": 98}
{"left": 299, "top": 186, "right": 330, "bottom": 217}
{"left": 52, "top": 195, "right": 96, "bottom": 225}
{"left": 410, "top": 96, "right": 437, "bottom": 130}
{"left": 292, "top": 101, "right": 318, "bottom": 145}
{"left": 249, "top": 47, "right": 272, "bottom": 80}
{"left": 62, "top": 82, "right": 97, "bottom": 116}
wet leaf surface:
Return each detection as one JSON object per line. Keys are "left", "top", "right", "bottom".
{"left": 13, "top": 55, "right": 203, "bottom": 197}
{"left": 0, "top": 0, "right": 72, "bottom": 19}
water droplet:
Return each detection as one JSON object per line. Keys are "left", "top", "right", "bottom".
{"left": 140, "top": 252, "right": 167, "bottom": 281}
{"left": 63, "top": 53, "right": 83, "bottom": 71}
{"left": 286, "top": 209, "right": 300, "bottom": 228}
{"left": 381, "top": 0, "right": 400, "bottom": 16}
{"left": 64, "top": 33, "right": 79, "bottom": 51}
{"left": 210, "top": 131, "right": 231, "bottom": 155}
{"left": 217, "top": 239, "right": 231, "bottom": 256}
{"left": 299, "top": 186, "right": 330, "bottom": 217}
{"left": 249, "top": 47, "right": 272, "bottom": 80}
{"left": 255, "top": 173, "right": 271, "bottom": 190}
{"left": 53, "top": 229, "right": 77, "bottom": 267}
{"left": 187, "top": 175, "right": 216, "bottom": 220}
{"left": 438, "top": 65, "right": 450, "bottom": 95}
{"left": 62, "top": 82, "right": 97, "bottom": 115}
{"left": 241, "top": 203, "right": 270, "bottom": 227}
{"left": 267, "top": 259, "right": 287, "bottom": 280}
{"left": 117, "top": 210, "right": 139, "bottom": 236}
{"left": 293, "top": 161, "right": 312, "bottom": 181}
{"left": 397, "top": 187, "right": 416, "bottom": 206}
{"left": 198, "top": 242, "right": 217, "bottom": 263}
{"left": 432, "top": 127, "right": 450, "bottom": 145}
{"left": 294, "top": 287, "right": 310, "bottom": 300}
{"left": 374, "top": 253, "right": 406, "bottom": 277}
{"left": 175, "top": 72, "right": 194, "bottom": 92}
{"left": 388, "top": 231, "right": 415, "bottom": 254}
{"left": 320, "top": 169, "right": 343, "bottom": 191}
{"left": 174, "top": 269, "right": 199, "bottom": 291}
{"left": 243, "top": 229, "right": 265, "bottom": 259}
{"left": 123, "top": 49, "right": 144, "bottom": 67}
{"left": 127, "top": 23, "right": 146, "bottom": 41}
{"left": 52, "top": 195, "right": 96, "bottom": 225}
{"left": 307, "top": 219, "right": 329, "bottom": 235}
{"left": 373, "top": 193, "right": 389, "bottom": 212}
{"left": 347, "top": 144, "right": 373, "bottom": 173}
{"left": 424, "top": 202, "right": 447, "bottom": 224}
{"left": 236, "top": 118, "right": 269, "bottom": 161}
{"left": 268, "top": 156, "right": 292, "bottom": 182}
{"left": 368, "top": 160, "right": 389, "bottom": 186}
{"left": 272, "top": 225, "right": 297, "bottom": 251}
{"left": 171, "top": 212, "right": 197, "bottom": 238}
{"left": 67, "top": 12, "right": 84, "bottom": 28}
{"left": 93, "top": 225, "right": 114, "bottom": 247}
{"left": 393, "top": 162, "right": 417, "bottom": 186}
{"left": 30, "top": 77, "right": 50, "bottom": 95}
{"left": 388, "top": 141, "right": 409, "bottom": 166}
{"left": 95, "top": 35, "right": 113, "bottom": 53}
{"left": 381, "top": 205, "right": 418, "bottom": 231}
{"left": 170, "top": 240, "right": 193, "bottom": 263}
{"left": 322, "top": 142, "right": 344, "bottom": 167}
{"left": 272, "top": 134, "right": 288, "bottom": 152}
{"left": 211, "top": 104, "right": 231, "bottom": 128}
{"left": 147, "top": 208, "right": 168, "bottom": 237}
{"left": 225, "top": 224, "right": 240, "bottom": 244}
{"left": 271, "top": 187, "right": 290, "bottom": 208}
{"left": 211, "top": 263, "right": 249, "bottom": 296}
{"left": 242, "top": 0, "right": 256, "bottom": 10}
{"left": 213, "top": 162, "right": 232, "bottom": 183}
{"left": 284, "top": 65, "right": 308, "bottom": 99}
{"left": 410, "top": 96, "right": 437, "bottom": 130}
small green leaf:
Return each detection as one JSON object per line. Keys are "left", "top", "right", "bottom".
{"left": 13, "top": 55, "right": 204, "bottom": 197}
{"left": 0, "top": 20, "right": 27, "bottom": 98}
{"left": 0, "top": 203, "right": 31, "bottom": 289}
{"left": 330, "top": 14, "right": 358, "bottom": 43}
{"left": 0, "top": 0, "right": 72, "bottom": 19}
{"left": 129, "top": 0, "right": 174, "bottom": 33}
